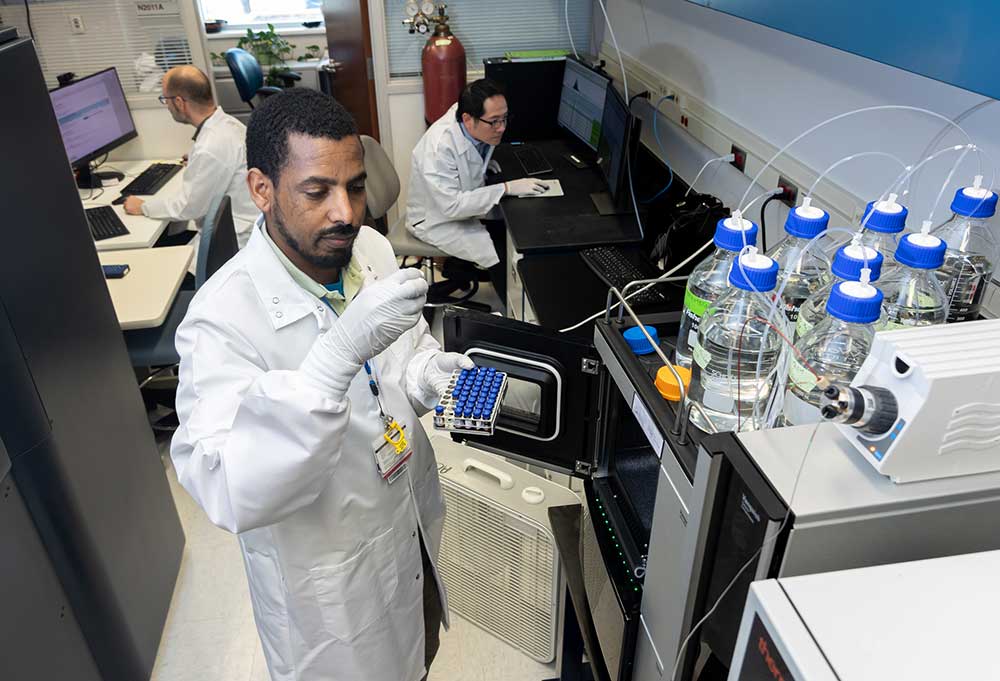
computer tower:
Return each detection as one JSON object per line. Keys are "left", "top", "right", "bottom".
{"left": 0, "top": 29, "right": 184, "bottom": 681}
{"left": 483, "top": 57, "right": 566, "bottom": 142}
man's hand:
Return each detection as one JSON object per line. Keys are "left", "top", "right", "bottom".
{"left": 422, "top": 352, "right": 475, "bottom": 396}
{"left": 180, "top": 154, "right": 189, "bottom": 166}
{"left": 123, "top": 196, "right": 145, "bottom": 215}
{"left": 487, "top": 159, "right": 501, "bottom": 174}
{"left": 505, "top": 178, "right": 549, "bottom": 197}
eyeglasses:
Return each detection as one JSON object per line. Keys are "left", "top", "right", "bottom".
{"left": 476, "top": 114, "right": 510, "bottom": 130}
{"left": 157, "top": 94, "right": 183, "bottom": 105}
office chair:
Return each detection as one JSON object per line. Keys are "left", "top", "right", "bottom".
{"left": 360, "top": 135, "right": 489, "bottom": 312}
{"left": 125, "top": 195, "right": 239, "bottom": 429}
{"left": 224, "top": 48, "right": 301, "bottom": 109}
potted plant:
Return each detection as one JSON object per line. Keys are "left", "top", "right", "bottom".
{"left": 237, "top": 24, "right": 296, "bottom": 84}
{"left": 209, "top": 51, "right": 226, "bottom": 67}
{"left": 298, "top": 44, "right": 323, "bottom": 61}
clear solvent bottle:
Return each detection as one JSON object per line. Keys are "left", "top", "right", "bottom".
{"left": 688, "top": 249, "right": 783, "bottom": 433}
{"left": 782, "top": 278, "right": 883, "bottom": 426}
{"left": 877, "top": 229, "right": 949, "bottom": 329}
{"left": 932, "top": 178, "right": 999, "bottom": 323}
{"left": 795, "top": 238, "right": 884, "bottom": 340}
{"left": 766, "top": 199, "right": 832, "bottom": 324}
{"left": 675, "top": 214, "right": 758, "bottom": 368}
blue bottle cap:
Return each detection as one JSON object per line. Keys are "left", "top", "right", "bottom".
{"left": 861, "top": 199, "right": 908, "bottom": 233}
{"left": 832, "top": 243, "right": 884, "bottom": 282}
{"left": 728, "top": 252, "right": 779, "bottom": 291}
{"left": 784, "top": 203, "right": 829, "bottom": 239}
{"left": 894, "top": 233, "right": 946, "bottom": 269}
{"left": 623, "top": 325, "right": 660, "bottom": 355}
{"left": 951, "top": 186, "right": 998, "bottom": 218}
{"left": 714, "top": 216, "right": 759, "bottom": 252}
{"left": 825, "top": 281, "right": 883, "bottom": 324}
{"left": 435, "top": 405, "right": 445, "bottom": 414}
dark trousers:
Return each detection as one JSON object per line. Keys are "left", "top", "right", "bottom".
{"left": 420, "top": 538, "right": 442, "bottom": 681}
{"left": 484, "top": 218, "right": 507, "bottom": 307}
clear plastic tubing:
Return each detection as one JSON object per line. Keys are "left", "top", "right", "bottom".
{"left": 806, "top": 151, "right": 910, "bottom": 201}
{"left": 737, "top": 105, "right": 980, "bottom": 216}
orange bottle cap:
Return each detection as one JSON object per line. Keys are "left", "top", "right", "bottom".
{"left": 655, "top": 365, "right": 691, "bottom": 402}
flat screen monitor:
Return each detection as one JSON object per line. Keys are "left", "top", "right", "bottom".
{"left": 49, "top": 68, "right": 137, "bottom": 169}
{"left": 595, "top": 83, "right": 637, "bottom": 204}
{"left": 557, "top": 57, "right": 610, "bottom": 151}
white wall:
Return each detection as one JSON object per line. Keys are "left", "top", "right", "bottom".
{"left": 108, "top": 108, "right": 196, "bottom": 161}
{"left": 603, "top": 0, "right": 999, "bottom": 227}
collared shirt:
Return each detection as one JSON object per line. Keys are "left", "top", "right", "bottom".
{"left": 459, "top": 120, "right": 491, "bottom": 161}
{"left": 260, "top": 219, "right": 363, "bottom": 316}
{"left": 191, "top": 109, "right": 213, "bottom": 141}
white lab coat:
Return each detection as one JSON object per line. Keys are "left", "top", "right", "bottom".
{"left": 406, "top": 103, "right": 505, "bottom": 268}
{"left": 142, "top": 107, "right": 258, "bottom": 248}
{"left": 170, "top": 219, "right": 449, "bottom": 681}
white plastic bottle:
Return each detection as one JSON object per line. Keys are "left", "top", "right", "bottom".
{"left": 688, "top": 250, "right": 783, "bottom": 433}
{"left": 675, "top": 215, "right": 758, "bottom": 368}
{"left": 782, "top": 279, "right": 883, "bottom": 426}
{"left": 932, "top": 180, "right": 999, "bottom": 323}
{"left": 795, "top": 240, "right": 884, "bottom": 340}
{"left": 877, "top": 231, "right": 948, "bottom": 329}
{"left": 766, "top": 199, "right": 832, "bottom": 323}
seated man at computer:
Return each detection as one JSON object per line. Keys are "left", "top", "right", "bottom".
{"left": 406, "top": 79, "right": 547, "bottom": 306}
{"left": 123, "top": 66, "right": 257, "bottom": 248}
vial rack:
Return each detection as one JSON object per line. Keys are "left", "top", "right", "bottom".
{"left": 433, "top": 366, "right": 508, "bottom": 435}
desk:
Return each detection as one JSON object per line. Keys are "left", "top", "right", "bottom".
{"left": 547, "top": 505, "right": 611, "bottom": 681}
{"left": 99, "top": 246, "right": 193, "bottom": 330}
{"left": 495, "top": 139, "right": 642, "bottom": 254}
{"left": 80, "top": 160, "right": 185, "bottom": 251}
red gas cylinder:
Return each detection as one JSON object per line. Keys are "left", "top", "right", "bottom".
{"left": 421, "top": 17, "right": 465, "bottom": 126}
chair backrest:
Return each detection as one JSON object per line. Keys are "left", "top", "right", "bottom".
{"left": 360, "top": 135, "right": 400, "bottom": 220}
{"left": 224, "top": 48, "right": 263, "bottom": 104}
{"left": 196, "top": 194, "right": 239, "bottom": 288}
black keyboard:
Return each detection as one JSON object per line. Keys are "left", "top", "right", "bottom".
{"left": 514, "top": 146, "right": 553, "bottom": 175}
{"left": 580, "top": 246, "right": 667, "bottom": 306}
{"left": 85, "top": 206, "right": 130, "bottom": 241}
{"left": 119, "top": 162, "right": 182, "bottom": 195}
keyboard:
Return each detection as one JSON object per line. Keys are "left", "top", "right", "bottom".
{"left": 580, "top": 246, "right": 667, "bottom": 306}
{"left": 119, "top": 163, "right": 182, "bottom": 195}
{"left": 85, "top": 206, "right": 130, "bottom": 241}
{"left": 514, "top": 146, "right": 553, "bottom": 176}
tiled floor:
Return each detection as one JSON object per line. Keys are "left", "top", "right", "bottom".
{"left": 151, "top": 283, "right": 556, "bottom": 681}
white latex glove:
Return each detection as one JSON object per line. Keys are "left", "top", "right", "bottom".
{"left": 487, "top": 159, "right": 501, "bottom": 174}
{"left": 505, "top": 177, "right": 549, "bottom": 197}
{"left": 300, "top": 269, "right": 428, "bottom": 399}
{"left": 422, "top": 352, "right": 475, "bottom": 396}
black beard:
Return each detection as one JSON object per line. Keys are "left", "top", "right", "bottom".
{"left": 271, "top": 200, "right": 356, "bottom": 271}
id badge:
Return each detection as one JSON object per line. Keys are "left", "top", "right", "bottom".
{"left": 372, "top": 422, "right": 412, "bottom": 484}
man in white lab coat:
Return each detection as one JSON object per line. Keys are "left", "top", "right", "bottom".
{"left": 407, "top": 78, "right": 547, "bottom": 305}
{"left": 123, "top": 66, "right": 258, "bottom": 248}
{"left": 170, "top": 88, "right": 472, "bottom": 681}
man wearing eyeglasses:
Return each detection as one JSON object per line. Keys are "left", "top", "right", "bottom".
{"left": 407, "top": 79, "right": 547, "bottom": 307}
{"left": 123, "top": 65, "right": 257, "bottom": 249}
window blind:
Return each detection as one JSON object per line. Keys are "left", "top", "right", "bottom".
{"left": 384, "top": 0, "right": 592, "bottom": 77}
{"left": 0, "top": 0, "right": 192, "bottom": 97}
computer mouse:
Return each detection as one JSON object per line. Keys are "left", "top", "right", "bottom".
{"left": 112, "top": 195, "right": 127, "bottom": 205}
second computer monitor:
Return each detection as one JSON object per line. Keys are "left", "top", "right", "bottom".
{"left": 50, "top": 68, "right": 137, "bottom": 170}
{"left": 596, "top": 83, "right": 639, "bottom": 206}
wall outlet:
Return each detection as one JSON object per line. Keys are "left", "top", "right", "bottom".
{"left": 69, "top": 14, "right": 86, "bottom": 34}
{"left": 777, "top": 175, "right": 799, "bottom": 207}
{"left": 730, "top": 144, "right": 747, "bottom": 173}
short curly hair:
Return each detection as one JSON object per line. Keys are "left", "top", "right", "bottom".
{"left": 246, "top": 88, "right": 359, "bottom": 185}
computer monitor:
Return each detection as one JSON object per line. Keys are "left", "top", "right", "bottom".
{"left": 49, "top": 68, "right": 137, "bottom": 188}
{"left": 558, "top": 58, "right": 610, "bottom": 151}
{"left": 594, "top": 83, "right": 640, "bottom": 211}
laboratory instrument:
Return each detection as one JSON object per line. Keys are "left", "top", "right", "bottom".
{"left": 728, "top": 551, "right": 1000, "bottom": 681}
{"left": 795, "top": 241, "right": 883, "bottom": 340}
{"left": 675, "top": 216, "right": 759, "bottom": 368}
{"left": 782, "top": 280, "right": 883, "bottom": 426}
{"left": 765, "top": 200, "right": 832, "bottom": 322}
{"left": 403, "top": 2, "right": 466, "bottom": 125}
{"left": 821, "top": 318, "right": 1000, "bottom": 483}
{"left": 932, "top": 182, "right": 999, "bottom": 322}
{"left": 433, "top": 365, "right": 509, "bottom": 435}
{"left": 877, "top": 232, "right": 948, "bottom": 329}
{"left": 688, "top": 250, "right": 782, "bottom": 433}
